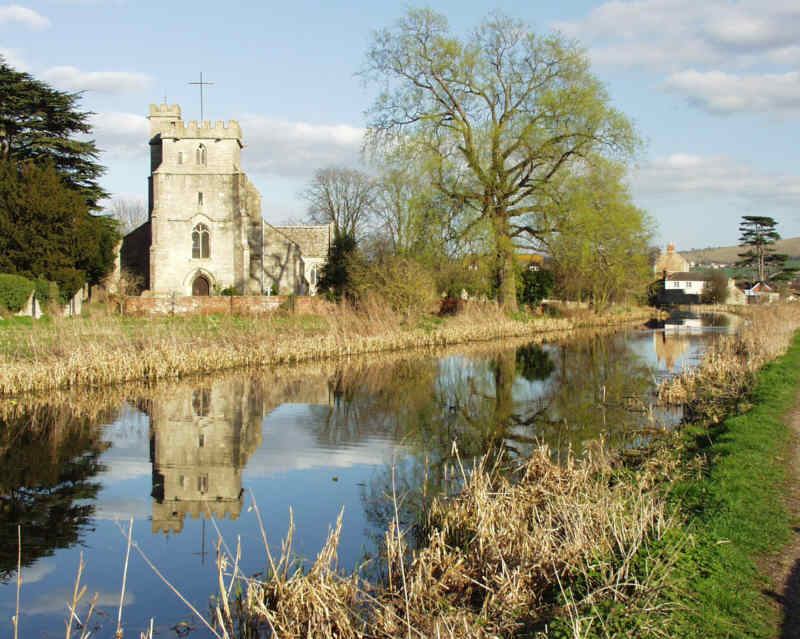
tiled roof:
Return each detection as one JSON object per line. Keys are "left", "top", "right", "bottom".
{"left": 273, "top": 224, "right": 332, "bottom": 259}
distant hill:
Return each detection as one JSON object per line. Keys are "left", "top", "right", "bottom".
{"left": 679, "top": 237, "right": 800, "bottom": 264}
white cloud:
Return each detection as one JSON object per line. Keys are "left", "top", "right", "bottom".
{"left": 664, "top": 70, "right": 800, "bottom": 116}
{"left": 41, "top": 66, "right": 152, "bottom": 94}
{"left": 89, "top": 111, "right": 149, "bottom": 159}
{"left": 238, "top": 114, "right": 364, "bottom": 179}
{"left": 94, "top": 497, "right": 152, "bottom": 520}
{"left": 0, "top": 5, "right": 49, "bottom": 29}
{"left": 631, "top": 153, "right": 800, "bottom": 208}
{"left": 25, "top": 590, "right": 134, "bottom": 615}
{"left": 0, "top": 46, "right": 28, "bottom": 70}
{"left": 555, "top": 0, "right": 800, "bottom": 71}
{"left": 20, "top": 561, "right": 56, "bottom": 585}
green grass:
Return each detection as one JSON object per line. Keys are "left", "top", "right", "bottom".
{"left": 662, "top": 332, "right": 800, "bottom": 637}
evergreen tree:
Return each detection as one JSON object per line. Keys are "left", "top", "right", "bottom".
{"left": 317, "top": 229, "right": 358, "bottom": 301}
{"left": 0, "top": 56, "right": 108, "bottom": 209}
{"left": 736, "top": 215, "right": 791, "bottom": 283}
{"left": 0, "top": 160, "right": 118, "bottom": 296}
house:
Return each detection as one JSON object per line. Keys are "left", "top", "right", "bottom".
{"left": 657, "top": 271, "right": 746, "bottom": 305}
{"left": 120, "top": 104, "right": 331, "bottom": 297}
{"left": 653, "top": 242, "right": 689, "bottom": 276}
{"left": 745, "top": 281, "right": 780, "bottom": 304}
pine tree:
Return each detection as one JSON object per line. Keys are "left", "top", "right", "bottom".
{"left": 736, "top": 216, "right": 791, "bottom": 283}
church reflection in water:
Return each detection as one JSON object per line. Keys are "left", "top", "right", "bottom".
{"left": 142, "top": 374, "right": 334, "bottom": 534}
{"left": 145, "top": 380, "right": 264, "bottom": 534}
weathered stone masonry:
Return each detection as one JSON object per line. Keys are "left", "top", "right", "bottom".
{"left": 121, "top": 104, "right": 332, "bottom": 297}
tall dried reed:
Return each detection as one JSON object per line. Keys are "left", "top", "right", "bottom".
{"left": 0, "top": 302, "right": 654, "bottom": 396}
{"left": 238, "top": 445, "right": 674, "bottom": 638}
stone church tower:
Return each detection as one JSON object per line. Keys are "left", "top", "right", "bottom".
{"left": 121, "top": 104, "right": 332, "bottom": 297}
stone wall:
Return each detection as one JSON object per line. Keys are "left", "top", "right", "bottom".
{"left": 120, "top": 222, "right": 150, "bottom": 290}
{"left": 262, "top": 224, "right": 304, "bottom": 294}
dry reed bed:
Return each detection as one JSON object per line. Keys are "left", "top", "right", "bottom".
{"left": 0, "top": 303, "right": 653, "bottom": 396}
{"left": 240, "top": 447, "right": 674, "bottom": 639}
{"left": 659, "top": 305, "right": 800, "bottom": 407}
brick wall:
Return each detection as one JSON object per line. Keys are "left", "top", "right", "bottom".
{"left": 122, "top": 295, "right": 283, "bottom": 317}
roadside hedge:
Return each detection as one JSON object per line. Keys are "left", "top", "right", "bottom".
{"left": 0, "top": 273, "right": 35, "bottom": 312}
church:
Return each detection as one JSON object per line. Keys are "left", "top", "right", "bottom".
{"left": 121, "top": 103, "right": 332, "bottom": 297}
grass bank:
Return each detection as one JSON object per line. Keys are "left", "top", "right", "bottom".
{"left": 657, "top": 334, "right": 800, "bottom": 638}
{"left": 0, "top": 301, "right": 653, "bottom": 396}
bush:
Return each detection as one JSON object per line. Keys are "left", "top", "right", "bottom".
{"left": 516, "top": 269, "right": 555, "bottom": 307}
{"left": 34, "top": 278, "right": 58, "bottom": 308}
{"left": 435, "top": 257, "right": 493, "bottom": 299}
{"left": 0, "top": 273, "right": 35, "bottom": 312}
{"left": 220, "top": 286, "right": 242, "bottom": 296}
{"left": 349, "top": 255, "right": 438, "bottom": 316}
{"left": 50, "top": 267, "right": 84, "bottom": 303}
{"left": 439, "top": 297, "right": 464, "bottom": 316}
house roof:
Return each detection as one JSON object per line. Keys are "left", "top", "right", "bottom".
{"left": 666, "top": 271, "right": 710, "bottom": 282}
{"left": 654, "top": 244, "right": 689, "bottom": 275}
{"left": 748, "top": 281, "right": 776, "bottom": 293}
{"left": 272, "top": 224, "right": 333, "bottom": 259}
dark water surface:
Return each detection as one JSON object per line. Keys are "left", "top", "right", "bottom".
{"left": 0, "top": 316, "right": 730, "bottom": 637}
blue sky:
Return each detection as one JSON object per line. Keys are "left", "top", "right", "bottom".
{"left": 1, "top": 0, "right": 799, "bottom": 250}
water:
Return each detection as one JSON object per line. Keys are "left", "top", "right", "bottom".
{"left": 0, "top": 315, "right": 729, "bottom": 637}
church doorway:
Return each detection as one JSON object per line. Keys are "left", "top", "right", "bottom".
{"left": 192, "top": 275, "right": 211, "bottom": 296}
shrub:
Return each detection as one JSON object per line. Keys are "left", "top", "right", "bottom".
{"left": 435, "top": 256, "right": 493, "bottom": 299}
{"left": 220, "top": 286, "right": 242, "bottom": 296}
{"left": 349, "top": 255, "right": 438, "bottom": 316}
{"left": 438, "top": 297, "right": 464, "bottom": 316}
{"left": 516, "top": 268, "right": 555, "bottom": 307}
{"left": 0, "top": 273, "right": 35, "bottom": 312}
{"left": 34, "top": 278, "right": 58, "bottom": 308}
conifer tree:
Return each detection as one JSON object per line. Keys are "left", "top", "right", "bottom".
{"left": 736, "top": 215, "right": 792, "bottom": 283}
{"left": 0, "top": 56, "right": 108, "bottom": 209}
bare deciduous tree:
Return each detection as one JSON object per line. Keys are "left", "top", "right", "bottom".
{"left": 106, "top": 198, "right": 147, "bottom": 235}
{"left": 299, "top": 166, "right": 376, "bottom": 240}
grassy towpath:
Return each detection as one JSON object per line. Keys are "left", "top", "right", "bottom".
{"left": 664, "top": 329, "right": 800, "bottom": 639}
{"left": 761, "top": 385, "right": 800, "bottom": 638}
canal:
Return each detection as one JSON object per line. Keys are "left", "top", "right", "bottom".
{"left": 0, "top": 315, "right": 729, "bottom": 637}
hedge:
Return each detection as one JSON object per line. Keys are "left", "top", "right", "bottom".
{"left": 0, "top": 273, "right": 35, "bottom": 312}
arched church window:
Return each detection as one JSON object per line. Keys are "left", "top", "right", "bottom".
{"left": 192, "top": 223, "right": 210, "bottom": 259}
{"left": 309, "top": 264, "right": 318, "bottom": 287}
{"left": 198, "top": 192, "right": 203, "bottom": 206}
{"left": 177, "top": 151, "right": 183, "bottom": 165}
{"left": 196, "top": 144, "right": 207, "bottom": 166}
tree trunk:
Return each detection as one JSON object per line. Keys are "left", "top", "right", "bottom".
{"left": 493, "top": 213, "right": 518, "bottom": 311}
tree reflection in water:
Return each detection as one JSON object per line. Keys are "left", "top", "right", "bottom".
{"left": 352, "top": 334, "right": 660, "bottom": 544}
{"left": 0, "top": 405, "right": 110, "bottom": 583}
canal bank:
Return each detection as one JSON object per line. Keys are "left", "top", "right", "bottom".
{"left": 0, "top": 303, "right": 655, "bottom": 396}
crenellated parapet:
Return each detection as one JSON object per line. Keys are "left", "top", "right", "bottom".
{"left": 166, "top": 119, "right": 242, "bottom": 140}
{"left": 149, "top": 103, "right": 181, "bottom": 116}
{"left": 151, "top": 498, "right": 243, "bottom": 534}
{"left": 148, "top": 103, "right": 242, "bottom": 140}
